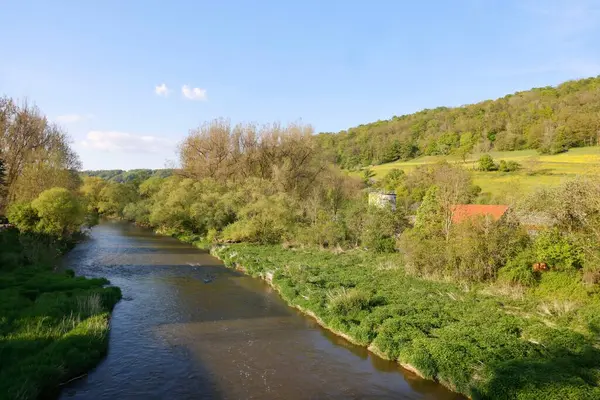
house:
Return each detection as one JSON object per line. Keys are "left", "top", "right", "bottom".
{"left": 451, "top": 204, "right": 509, "bottom": 224}
{"left": 368, "top": 191, "right": 396, "bottom": 211}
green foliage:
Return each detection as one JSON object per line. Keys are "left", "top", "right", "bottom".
{"left": 6, "top": 203, "right": 40, "bottom": 232}
{"left": 498, "top": 159, "right": 521, "bottom": 172}
{"left": 318, "top": 76, "right": 600, "bottom": 169}
{"left": 534, "top": 229, "right": 584, "bottom": 271}
{"left": 30, "top": 188, "right": 84, "bottom": 238}
{"left": 214, "top": 244, "right": 600, "bottom": 400}
{"left": 97, "top": 182, "right": 138, "bottom": 218}
{"left": 361, "top": 168, "right": 375, "bottom": 184}
{"left": 0, "top": 267, "right": 121, "bottom": 399}
{"left": 478, "top": 154, "right": 498, "bottom": 171}
{"left": 499, "top": 248, "right": 538, "bottom": 286}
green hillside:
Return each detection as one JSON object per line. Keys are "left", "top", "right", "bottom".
{"left": 320, "top": 76, "right": 600, "bottom": 170}
{"left": 365, "top": 146, "right": 600, "bottom": 200}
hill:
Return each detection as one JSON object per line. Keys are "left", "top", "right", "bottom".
{"left": 81, "top": 169, "right": 174, "bottom": 183}
{"left": 366, "top": 146, "right": 600, "bottom": 201}
{"left": 318, "top": 76, "right": 600, "bottom": 170}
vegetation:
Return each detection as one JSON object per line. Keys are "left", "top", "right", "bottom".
{"left": 0, "top": 96, "right": 120, "bottom": 400}
{"left": 318, "top": 76, "right": 600, "bottom": 169}
{"left": 3, "top": 75, "right": 600, "bottom": 398}
{"left": 213, "top": 244, "right": 600, "bottom": 399}
{"left": 363, "top": 146, "right": 600, "bottom": 200}
{"left": 0, "top": 228, "right": 121, "bottom": 399}
{"left": 81, "top": 169, "right": 173, "bottom": 184}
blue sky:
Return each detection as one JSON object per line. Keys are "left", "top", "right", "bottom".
{"left": 2, "top": 0, "right": 599, "bottom": 170}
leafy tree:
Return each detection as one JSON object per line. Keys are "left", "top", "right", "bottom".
{"left": 6, "top": 202, "right": 39, "bottom": 232}
{"left": 97, "top": 183, "right": 138, "bottom": 218}
{"left": 31, "top": 188, "right": 84, "bottom": 238}
{"left": 0, "top": 97, "right": 81, "bottom": 205}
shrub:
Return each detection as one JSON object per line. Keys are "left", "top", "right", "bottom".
{"left": 327, "top": 287, "right": 372, "bottom": 315}
{"left": 534, "top": 229, "right": 584, "bottom": 271}
{"left": 499, "top": 248, "right": 538, "bottom": 286}
{"left": 498, "top": 160, "right": 521, "bottom": 172}
{"left": 478, "top": 154, "right": 498, "bottom": 171}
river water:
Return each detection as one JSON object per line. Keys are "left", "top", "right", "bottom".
{"left": 59, "top": 221, "right": 462, "bottom": 400}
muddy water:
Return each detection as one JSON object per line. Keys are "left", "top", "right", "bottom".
{"left": 59, "top": 221, "right": 462, "bottom": 400}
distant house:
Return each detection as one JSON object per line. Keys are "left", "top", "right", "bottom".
{"left": 368, "top": 191, "right": 397, "bottom": 211}
{"left": 451, "top": 204, "right": 509, "bottom": 224}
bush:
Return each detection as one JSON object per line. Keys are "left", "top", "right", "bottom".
{"left": 499, "top": 248, "right": 538, "bottom": 286}
{"left": 498, "top": 160, "right": 521, "bottom": 172}
{"left": 534, "top": 229, "right": 584, "bottom": 271}
{"left": 478, "top": 154, "right": 498, "bottom": 171}
{"left": 327, "top": 287, "right": 372, "bottom": 315}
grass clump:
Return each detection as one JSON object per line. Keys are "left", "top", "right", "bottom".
{"left": 0, "top": 230, "right": 121, "bottom": 400}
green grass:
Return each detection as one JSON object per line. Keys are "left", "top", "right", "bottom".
{"left": 213, "top": 244, "right": 600, "bottom": 399}
{"left": 0, "top": 267, "right": 121, "bottom": 399}
{"left": 362, "top": 146, "right": 600, "bottom": 197}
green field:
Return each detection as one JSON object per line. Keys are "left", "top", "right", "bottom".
{"left": 364, "top": 147, "right": 600, "bottom": 198}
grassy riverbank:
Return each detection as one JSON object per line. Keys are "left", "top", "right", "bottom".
{"left": 212, "top": 244, "right": 600, "bottom": 399}
{"left": 0, "top": 230, "right": 121, "bottom": 400}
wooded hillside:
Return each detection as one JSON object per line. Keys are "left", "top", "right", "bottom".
{"left": 318, "top": 76, "right": 600, "bottom": 169}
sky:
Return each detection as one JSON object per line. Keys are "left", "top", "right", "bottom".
{"left": 1, "top": 0, "right": 600, "bottom": 170}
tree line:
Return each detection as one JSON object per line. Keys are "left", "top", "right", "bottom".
{"left": 2, "top": 93, "right": 599, "bottom": 290}
{"left": 318, "top": 76, "right": 600, "bottom": 169}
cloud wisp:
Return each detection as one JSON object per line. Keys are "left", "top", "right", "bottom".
{"left": 56, "top": 114, "right": 94, "bottom": 124}
{"left": 155, "top": 83, "right": 170, "bottom": 96}
{"left": 182, "top": 85, "right": 207, "bottom": 100}
{"left": 81, "top": 131, "right": 175, "bottom": 153}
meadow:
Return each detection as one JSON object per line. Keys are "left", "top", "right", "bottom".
{"left": 213, "top": 244, "right": 600, "bottom": 399}
{"left": 364, "top": 146, "right": 600, "bottom": 198}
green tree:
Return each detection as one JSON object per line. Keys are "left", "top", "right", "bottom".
{"left": 30, "top": 188, "right": 84, "bottom": 238}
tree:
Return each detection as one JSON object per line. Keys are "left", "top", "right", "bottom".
{"left": 179, "top": 120, "right": 325, "bottom": 197}
{"left": 97, "top": 183, "right": 138, "bottom": 218}
{"left": 10, "top": 188, "right": 85, "bottom": 238}
{"left": 0, "top": 97, "right": 81, "bottom": 208}
{"left": 0, "top": 158, "right": 5, "bottom": 209}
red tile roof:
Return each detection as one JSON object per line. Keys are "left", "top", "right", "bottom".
{"left": 451, "top": 205, "right": 509, "bottom": 223}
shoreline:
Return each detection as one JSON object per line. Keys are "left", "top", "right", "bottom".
{"left": 207, "top": 245, "right": 463, "bottom": 398}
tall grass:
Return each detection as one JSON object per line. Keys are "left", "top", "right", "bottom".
{"left": 0, "top": 267, "right": 121, "bottom": 399}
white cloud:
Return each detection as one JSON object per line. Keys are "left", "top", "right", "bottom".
{"left": 81, "top": 131, "right": 175, "bottom": 153}
{"left": 182, "top": 85, "right": 207, "bottom": 101}
{"left": 55, "top": 113, "right": 93, "bottom": 124}
{"left": 155, "top": 83, "right": 170, "bottom": 96}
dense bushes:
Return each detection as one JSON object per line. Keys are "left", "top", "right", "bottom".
{"left": 7, "top": 188, "right": 84, "bottom": 239}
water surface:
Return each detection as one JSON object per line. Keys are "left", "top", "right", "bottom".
{"left": 60, "top": 221, "right": 462, "bottom": 400}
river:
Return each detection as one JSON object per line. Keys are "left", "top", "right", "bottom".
{"left": 59, "top": 221, "right": 462, "bottom": 399}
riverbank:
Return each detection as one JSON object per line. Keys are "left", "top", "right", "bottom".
{"left": 210, "top": 244, "right": 600, "bottom": 399}
{"left": 0, "top": 229, "right": 121, "bottom": 400}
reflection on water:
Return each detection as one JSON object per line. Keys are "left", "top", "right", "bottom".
{"left": 59, "top": 221, "right": 462, "bottom": 400}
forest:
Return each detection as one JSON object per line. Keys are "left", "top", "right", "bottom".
{"left": 318, "top": 76, "right": 600, "bottom": 169}
{"left": 2, "top": 75, "right": 600, "bottom": 399}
